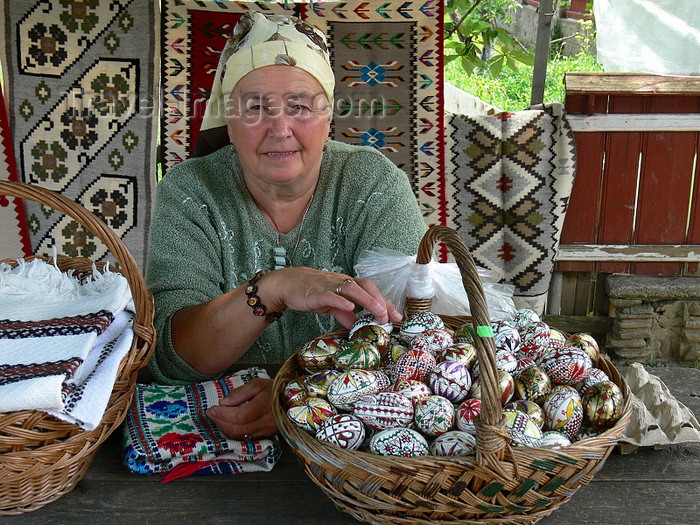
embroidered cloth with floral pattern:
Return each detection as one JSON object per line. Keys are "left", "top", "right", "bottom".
{"left": 122, "top": 367, "right": 281, "bottom": 482}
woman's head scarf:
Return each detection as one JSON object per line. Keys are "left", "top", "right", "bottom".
{"left": 194, "top": 12, "right": 334, "bottom": 157}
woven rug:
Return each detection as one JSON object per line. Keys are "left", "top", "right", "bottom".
{"left": 1, "top": 0, "right": 159, "bottom": 269}
{"left": 445, "top": 104, "right": 577, "bottom": 314}
{"left": 160, "top": 0, "right": 446, "bottom": 234}
{"left": 0, "top": 86, "right": 31, "bottom": 259}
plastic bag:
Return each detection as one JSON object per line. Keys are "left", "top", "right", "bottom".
{"left": 354, "top": 248, "right": 517, "bottom": 321}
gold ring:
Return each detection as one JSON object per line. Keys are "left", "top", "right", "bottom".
{"left": 335, "top": 278, "right": 355, "bottom": 295}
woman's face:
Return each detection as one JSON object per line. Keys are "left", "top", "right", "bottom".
{"left": 226, "top": 65, "right": 331, "bottom": 189}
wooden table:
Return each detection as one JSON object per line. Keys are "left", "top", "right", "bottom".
{"left": 4, "top": 366, "right": 700, "bottom": 525}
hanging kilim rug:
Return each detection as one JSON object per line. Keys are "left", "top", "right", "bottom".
{"left": 0, "top": 84, "right": 32, "bottom": 259}
{"left": 444, "top": 103, "right": 577, "bottom": 314}
{"left": 160, "top": 0, "right": 446, "bottom": 243}
{"left": 1, "top": 0, "right": 159, "bottom": 270}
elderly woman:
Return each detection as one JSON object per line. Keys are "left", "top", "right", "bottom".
{"left": 146, "top": 12, "right": 426, "bottom": 440}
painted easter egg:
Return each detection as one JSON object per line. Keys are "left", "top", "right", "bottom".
{"left": 390, "top": 349, "right": 436, "bottom": 383}
{"left": 503, "top": 409, "right": 543, "bottom": 447}
{"left": 353, "top": 391, "right": 414, "bottom": 430}
{"left": 539, "top": 346, "right": 592, "bottom": 386}
{"left": 315, "top": 413, "right": 366, "bottom": 450}
{"left": 569, "top": 333, "right": 601, "bottom": 364}
{"left": 574, "top": 367, "right": 610, "bottom": 393}
{"left": 436, "top": 342, "right": 477, "bottom": 370}
{"left": 370, "top": 369, "right": 392, "bottom": 391}
{"left": 428, "top": 360, "right": 472, "bottom": 403}
{"left": 352, "top": 324, "right": 391, "bottom": 357}
{"left": 334, "top": 340, "right": 381, "bottom": 371}
{"left": 304, "top": 369, "right": 341, "bottom": 398}
{"left": 469, "top": 370, "right": 515, "bottom": 406}
{"left": 453, "top": 323, "right": 477, "bottom": 345}
{"left": 518, "top": 322, "right": 551, "bottom": 362}
{"left": 327, "top": 369, "right": 380, "bottom": 411}
{"left": 297, "top": 337, "right": 341, "bottom": 372}
{"left": 287, "top": 397, "right": 337, "bottom": 433}
{"left": 512, "top": 357, "right": 537, "bottom": 379}
{"left": 514, "top": 364, "right": 552, "bottom": 404}
{"left": 370, "top": 428, "right": 429, "bottom": 457}
{"left": 512, "top": 308, "right": 541, "bottom": 329}
{"left": 456, "top": 398, "right": 481, "bottom": 434}
{"left": 543, "top": 385, "right": 584, "bottom": 441}
{"left": 494, "top": 321, "right": 521, "bottom": 355}
{"left": 282, "top": 377, "right": 307, "bottom": 408}
{"left": 576, "top": 423, "right": 600, "bottom": 441}
{"left": 540, "top": 430, "right": 572, "bottom": 448}
{"left": 382, "top": 343, "right": 408, "bottom": 368}
{"left": 349, "top": 313, "right": 393, "bottom": 339}
{"left": 581, "top": 380, "right": 625, "bottom": 431}
{"left": 399, "top": 312, "right": 445, "bottom": 344}
{"left": 414, "top": 395, "right": 455, "bottom": 436}
{"left": 411, "top": 328, "right": 454, "bottom": 355}
{"left": 547, "top": 328, "right": 568, "bottom": 351}
{"left": 391, "top": 379, "right": 433, "bottom": 407}
{"left": 429, "top": 430, "right": 477, "bottom": 456}
{"left": 504, "top": 399, "right": 545, "bottom": 429}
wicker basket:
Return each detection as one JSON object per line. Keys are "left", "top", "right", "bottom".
{"left": 272, "top": 225, "right": 632, "bottom": 525}
{"left": 0, "top": 180, "right": 155, "bottom": 515}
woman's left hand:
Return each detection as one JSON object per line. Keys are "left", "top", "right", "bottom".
{"left": 206, "top": 377, "right": 277, "bottom": 440}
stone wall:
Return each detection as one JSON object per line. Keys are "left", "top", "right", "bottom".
{"left": 606, "top": 275, "right": 700, "bottom": 364}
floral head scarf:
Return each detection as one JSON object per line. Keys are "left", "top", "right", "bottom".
{"left": 195, "top": 12, "right": 334, "bottom": 157}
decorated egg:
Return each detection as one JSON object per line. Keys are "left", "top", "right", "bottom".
{"left": 512, "top": 357, "right": 537, "bottom": 379}
{"left": 315, "top": 413, "right": 366, "bottom": 450}
{"left": 569, "top": 333, "right": 600, "bottom": 364}
{"left": 504, "top": 399, "right": 544, "bottom": 429}
{"left": 327, "top": 369, "right": 380, "bottom": 411}
{"left": 547, "top": 328, "right": 568, "bottom": 351}
{"left": 540, "top": 430, "right": 571, "bottom": 448}
{"left": 428, "top": 360, "right": 472, "bottom": 403}
{"left": 454, "top": 323, "right": 476, "bottom": 345}
{"left": 352, "top": 324, "right": 391, "bottom": 356}
{"left": 414, "top": 395, "right": 455, "bottom": 436}
{"left": 349, "top": 313, "right": 393, "bottom": 339}
{"left": 287, "top": 397, "right": 337, "bottom": 433}
{"left": 469, "top": 370, "right": 515, "bottom": 406}
{"left": 539, "top": 346, "right": 592, "bottom": 386}
{"left": 581, "top": 380, "right": 625, "bottom": 431}
{"left": 429, "top": 430, "right": 477, "bottom": 456}
{"left": 382, "top": 343, "right": 408, "bottom": 367}
{"left": 574, "top": 367, "right": 610, "bottom": 392}
{"left": 456, "top": 398, "right": 481, "bottom": 434}
{"left": 437, "top": 342, "right": 477, "bottom": 370}
{"left": 391, "top": 379, "right": 432, "bottom": 407}
{"left": 515, "top": 365, "right": 551, "bottom": 403}
{"left": 297, "top": 337, "right": 341, "bottom": 372}
{"left": 282, "top": 378, "right": 307, "bottom": 408}
{"left": 494, "top": 321, "right": 521, "bottom": 354}
{"left": 518, "top": 322, "right": 551, "bottom": 362}
{"left": 304, "top": 369, "right": 342, "bottom": 398}
{"left": 512, "top": 308, "right": 541, "bottom": 329}
{"left": 576, "top": 423, "right": 599, "bottom": 441}
{"left": 390, "top": 349, "right": 436, "bottom": 383}
{"left": 334, "top": 340, "right": 381, "bottom": 370}
{"left": 399, "top": 311, "right": 445, "bottom": 343}
{"left": 503, "top": 408, "right": 543, "bottom": 447}
{"left": 411, "top": 328, "right": 454, "bottom": 356}
{"left": 369, "top": 427, "right": 429, "bottom": 457}
{"left": 543, "top": 385, "right": 584, "bottom": 441}
{"left": 370, "top": 369, "right": 392, "bottom": 391}
{"left": 353, "top": 391, "right": 414, "bottom": 430}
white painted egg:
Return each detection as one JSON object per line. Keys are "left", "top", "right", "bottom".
{"left": 327, "top": 369, "right": 380, "bottom": 411}
{"left": 349, "top": 313, "right": 393, "bottom": 339}
{"left": 543, "top": 385, "right": 584, "bottom": 441}
{"left": 429, "top": 430, "right": 477, "bottom": 456}
{"left": 353, "top": 391, "right": 414, "bottom": 430}
{"left": 390, "top": 349, "right": 436, "bottom": 383}
{"left": 411, "top": 328, "right": 454, "bottom": 355}
{"left": 414, "top": 395, "right": 455, "bottom": 436}
{"left": 287, "top": 397, "right": 337, "bottom": 433}
{"left": 456, "top": 398, "right": 481, "bottom": 434}
{"left": 399, "top": 311, "right": 445, "bottom": 344}
{"left": 315, "top": 413, "right": 366, "bottom": 450}
{"left": 369, "top": 427, "right": 429, "bottom": 457}
{"left": 540, "top": 430, "right": 571, "bottom": 448}
{"left": 539, "top": 346, "right": 592, "bottom": 385}
{"left": 391, "top": 379, "right": 433, "bottom": 407}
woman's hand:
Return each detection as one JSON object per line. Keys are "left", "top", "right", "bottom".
{"left": 264, "top": 267, "right": 402, "bottom": 328}
{"left": 206, "top": 377, "right": 277, "bottom": 440}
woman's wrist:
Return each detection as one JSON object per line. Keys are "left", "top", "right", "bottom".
{"left": 245, "top": 270, "right": 285, "bottom": 323}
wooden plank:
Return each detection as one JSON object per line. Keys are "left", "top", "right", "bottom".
{"left": 542, "top": 314, "right": 613, "bottom": 335}
{"left": 565, "top": 72, "right": 700, "bottom": 96}
{"left": 634, "top": 96, "right": 700, "bottom": 276}
{"left": 687, "top": 134, "right": 700, "bottom": 275}
{"left": 567, "top": 113, "right": 700, "bottom": 132}
{"left": 556, "top": 244, "right": 700, "bottom": 262}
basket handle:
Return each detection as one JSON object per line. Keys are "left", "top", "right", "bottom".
{"left": 407, "top": 226, "right": 510, "bottom": 459}
{"left": 0, "top": 179, "right": 154, "bottom": 344}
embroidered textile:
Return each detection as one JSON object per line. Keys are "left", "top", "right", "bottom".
{"left": 0, "top": 258, "right": 134, "bottom": 428}
{"left": 445, "top": 104, "right": 577, "bottom": 314}
{"left": 160, "top": 0, "right": 446, "bottom": 242}
{"left": 1, "top": 0, "right": 159, "bottom": 269}
{"left": 122, "top": 367, "right": 281, "bottom": 481}
{"left": 0, "top": 86, "right": 31, "bottom": 259}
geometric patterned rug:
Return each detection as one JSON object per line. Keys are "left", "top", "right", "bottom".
{"left": 445, "top": 103, "right": 577, "bottom": 314}
{"left": 1, "top": 0, "right": 159, "bottom": 270}
{"left": 160, "top": 0, "right": 446, "bottom": 236}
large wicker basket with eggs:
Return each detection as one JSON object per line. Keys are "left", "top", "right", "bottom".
{"left": 271, "top": 225, "right": 632, "bottom": 524}
{"left": 0, "top": 180, "right": 155, "bottom": 514}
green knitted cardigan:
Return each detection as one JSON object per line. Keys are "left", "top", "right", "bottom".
{"left": 146, "top": 140, "right": 427, "bottom": 384}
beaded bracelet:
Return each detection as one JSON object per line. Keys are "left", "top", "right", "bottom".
{"left": 245, "top": 270, "right": 283, "bottom": 323}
